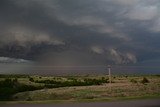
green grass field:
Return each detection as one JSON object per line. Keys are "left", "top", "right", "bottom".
{"left": 0, "top": 74, "right": 160, "bottom": 103}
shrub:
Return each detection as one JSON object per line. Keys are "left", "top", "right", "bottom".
{"left": 141, "top": 77, "right": 149, "bottom": 84}
{"left": 29, "top": 77, "right": 34, "bottom": 82}
{"left": 125, "top": 75, "right": 128, "bottom": 78}
{"left": 13, "top": 78, "right": 18, "bottom": 83}
{"left": 130, "top": 79, "right": 137, "bottom": 83}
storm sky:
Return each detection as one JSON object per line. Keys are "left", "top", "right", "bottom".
{"left": 0, "top": 0, "right": 160, "bottom": 66}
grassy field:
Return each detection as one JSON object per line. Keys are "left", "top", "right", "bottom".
{"left": 0, "top": 74, "right": 160, "bottom": 103}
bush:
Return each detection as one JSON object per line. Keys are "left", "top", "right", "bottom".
{"left": 125, "top": 75, "right": 128, "bottom": 78}
{"left": 29, "top": 77, "right": 34, "bottom": 82}
{"left": 130, "top": 79, "right": 137, "bottom": 83}
{"left": 141, "top": 77, "right": 149, "bottom": 84}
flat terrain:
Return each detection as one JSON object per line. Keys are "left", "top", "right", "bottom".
{"left": 1, "top": 99, "right": 160, "bottom": 107}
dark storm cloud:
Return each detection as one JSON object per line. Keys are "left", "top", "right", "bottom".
{"left": 0, "top": 0, "right": 160, "bottom": 65}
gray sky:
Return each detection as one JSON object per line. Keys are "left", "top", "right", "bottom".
{"left": 0, "top": 0, "right": 160, "bottom": 66}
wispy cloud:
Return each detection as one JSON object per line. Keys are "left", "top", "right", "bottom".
{"left": 0, "top": 57, "right": 31, "bottom": 63}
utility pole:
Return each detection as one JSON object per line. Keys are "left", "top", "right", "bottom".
{"left": 107, "top": 65, "right": 111, "bottom": 84}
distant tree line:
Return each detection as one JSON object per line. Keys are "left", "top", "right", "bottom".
{"left": 0, "top": 74, "right": 29, "bottom": 78}
{"left": 35, "top": 78, "right": 109, "bottom": 88}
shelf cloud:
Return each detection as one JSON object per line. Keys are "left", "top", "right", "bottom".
{"left": 0, "top": 0, "right": 160, "bottom": 66}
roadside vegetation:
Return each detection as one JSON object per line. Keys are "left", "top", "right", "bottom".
{"left": 0, "top": 78, "right": 43, "bottom": 100}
